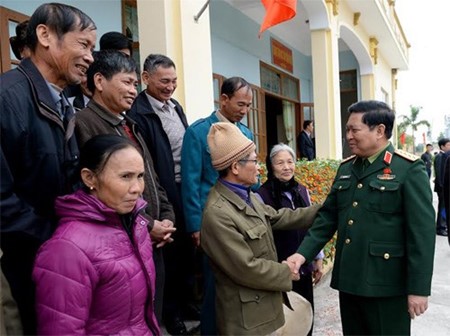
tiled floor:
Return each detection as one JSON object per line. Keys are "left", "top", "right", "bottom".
{"left": 312, "top": 272, "right": 342, "bottom": 336}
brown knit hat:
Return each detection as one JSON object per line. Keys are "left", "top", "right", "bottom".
{"left": 207, "top": 122, "right": 256, "bottom": 171}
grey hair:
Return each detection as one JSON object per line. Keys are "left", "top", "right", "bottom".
{"left": 143, "top": 54, "right": 176, "bottom": 74}
{"left": 269, "top": 143, "right": 295, "bottom": 163}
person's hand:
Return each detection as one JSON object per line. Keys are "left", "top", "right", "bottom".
{"left": 312, "top": 259, "right": 323, "bottom": 284}
{"left": 161, "top": 219, "right": 174, "bottom": 228}
{"left": 286, "top": 253, "right": 306, "bottom": 274}
{"left": 150, "top": 220, "right": 176, "bottom": 248}
{"left": 408, "top": 295, "right": 428, "bottom": 319}
{"left": 282, "top": 260, "right": 300, "bottom": 281}
{"left": 191, "top": 231, "right": 201, "bottom": 248}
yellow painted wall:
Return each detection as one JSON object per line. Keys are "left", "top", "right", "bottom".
{"left": 137, "top": 0, "right": 214, "bottom": 123}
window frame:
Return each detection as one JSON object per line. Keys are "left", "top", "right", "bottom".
{"left": 0, "top": 6, "right": 29, "bottom": 73}
{"left": 260, "top": 61, "right": 300, "bottom": 103}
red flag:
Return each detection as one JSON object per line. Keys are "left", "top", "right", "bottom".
{"left": 259, "top": 0, "right": 297, "bottom": 38}
{"left": 400, "top": 132, "right": 406, "bottom": 145}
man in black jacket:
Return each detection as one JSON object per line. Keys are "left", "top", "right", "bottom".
{"left": 434, "top": 138, "right": 450, "bottom": 236}
{"left": 0, "top": 4, "right": 96, "bottom": 333}
{"left": 420, "top": 143, "right": 433, "bottom": 178}
{"left": 128, "top": 54, "right": 197, "bottom": 335}
{"left": 442, "top": 151, "right": 450, "bottom": 245}
{"left": 298, "top": 120, "right": 316, "bottom": 160}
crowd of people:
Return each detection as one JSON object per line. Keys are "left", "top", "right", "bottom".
{"left": 418, "top": 139, "right": 450, "bottom": 237}
{"left": 0, "top": 2, "right": 443, "bottom": 336}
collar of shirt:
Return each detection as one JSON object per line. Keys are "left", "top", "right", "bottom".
{"left": 216, "top": 109, "right": 239, "bottom": 125}
{"left": 367, "top": 141, "right": 391, "bottom": 164}
{"left": 145, "top": 92, "right": 176, "bottom": 115}
{"left": 219, "top": 178, "right": 252, "bottom": 204}
{"left": 47, "top": 82, "right": 62, "bottom": 105}
{"left": 47, "top": 82, "right": 70, "bottom": 118}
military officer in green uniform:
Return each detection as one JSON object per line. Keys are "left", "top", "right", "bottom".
{"left": 288, "top": 100, "right": 436, "bottom": 335}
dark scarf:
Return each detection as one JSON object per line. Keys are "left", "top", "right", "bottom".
{"left": 269, "top": 177, "right": 307, "bottom": 210}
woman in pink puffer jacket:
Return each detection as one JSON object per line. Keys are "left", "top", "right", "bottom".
{"left": 33, "top": 135, "right": 160, "bottom": 335}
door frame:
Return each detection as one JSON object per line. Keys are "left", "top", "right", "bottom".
{"left": 0, "top": 6, "right": 29, "bottom": 73}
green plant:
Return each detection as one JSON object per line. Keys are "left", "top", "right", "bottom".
{"left": 397, "top": 105, "right": 430, "bottom": 154}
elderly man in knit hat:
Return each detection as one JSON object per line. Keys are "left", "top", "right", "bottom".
{"left": 201, "top": 122, "right": 320, "bottom": 336}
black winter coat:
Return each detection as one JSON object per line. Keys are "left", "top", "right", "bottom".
{"left": 0, "top": 58, "right": 79, "bottom": 241}
{"left": 257, "top": 180, "right": 311, "bottom": 263}
{"left": 128, "top": 92, "right": 188, "bottom": 225}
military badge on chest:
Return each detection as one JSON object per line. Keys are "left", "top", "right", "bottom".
{"left": 377, "top": 151, "right": 396, "bottom": 180}
{"left": 378, "top": 167, "right": 396, "bottom": 180}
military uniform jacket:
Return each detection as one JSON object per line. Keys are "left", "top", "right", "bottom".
{"left": 298, "top": 144, "right": 435, "bottom": 297}
{"left": 201, "top": 181, "right": 320, "bottom": 335}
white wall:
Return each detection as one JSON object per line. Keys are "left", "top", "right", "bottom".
{"left": 209, "top": 0, "right": 314, "bottom": 103}
{"left": 210, "top": 36, "right": 261, "bottom": 85}
{"left": 375, "top": 56, "right": 394, "bottom": 104}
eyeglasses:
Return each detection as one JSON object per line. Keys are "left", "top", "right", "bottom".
{"left": 239, "top": 159, "right": 258, "bottom": 165}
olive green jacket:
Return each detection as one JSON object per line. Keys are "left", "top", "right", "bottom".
{"left": 201, "top": 181, "right": 320, "bottom": 335}
{"left": 298, "top": 144, "right": 436, "bottom": 297}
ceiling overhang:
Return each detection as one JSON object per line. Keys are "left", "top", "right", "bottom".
{"left": 222, "top": 0, "right": 409, "bottom": 70}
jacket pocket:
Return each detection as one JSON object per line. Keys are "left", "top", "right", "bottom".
{"left": 245, "top": 225, "right": 269, "bottom": 258}
{"left": 367, "top": 242, "right": 405, "bottom": 286}
{"left": 332, "top": 181, "right": 352, "bottom": 209}
{"left": 367, "top": 181, "right": 401, "bottom": 213}
{"left": 239, "top": 289, "right": 277, "bottom": 330}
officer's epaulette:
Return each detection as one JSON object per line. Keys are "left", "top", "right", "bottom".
{"left": 394, "top": 149, "right": 419, "bottom": 162}
{"left": 340, "top": 155, "right": 356, "bottom": 165}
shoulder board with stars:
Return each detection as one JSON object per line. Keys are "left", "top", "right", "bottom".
{"left": 340, "top": 155, "right": 356, "bottom": 165}
{"left": 394, "top": 149, "right": 419, "bottom": 162}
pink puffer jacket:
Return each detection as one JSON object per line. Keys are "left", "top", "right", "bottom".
{"left": 33, "top": 190, "right": 160, "bottom": 335}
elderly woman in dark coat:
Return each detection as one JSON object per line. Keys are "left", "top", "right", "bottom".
{"left": 257, "top": 143, "right": 324, "bottom": 335}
